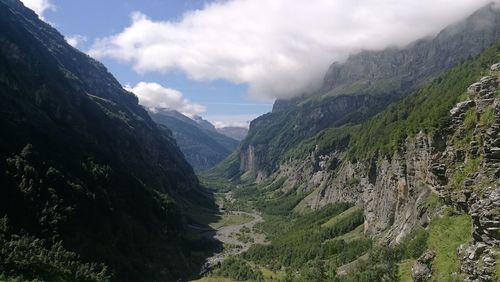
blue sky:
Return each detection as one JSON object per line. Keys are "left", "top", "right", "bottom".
{"left": 21, "top": 0, "right": 494, "bottom": 127}
{"left": 38, "top": 0, "right": 272, "bottom": 127}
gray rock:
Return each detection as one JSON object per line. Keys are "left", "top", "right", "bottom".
{"left": 490, "top": 63, "right": 500, "bottom": 71}
{"left": 468, "top": 82, "right": 482, "bottom": 94}
{"left": 489, "top": 147, "right": 500, "bottom": 159}
{"left": 450, "top": 100, "right": 475, "bottom": 117}
{"left": 412, "top": 261, "right": 432, "bottom": 282}
{"left": 418, "top": 250, "right": 436, "bottom": 264}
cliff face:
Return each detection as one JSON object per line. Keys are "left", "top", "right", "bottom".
{"left": 267, "top": 131, "right": 437, "bottom": 243}
{"left": 321, "top": 4, "right": 500, "bottom": 97}
{"left": 233, "top": 4, "right": 500, "bottom": 179}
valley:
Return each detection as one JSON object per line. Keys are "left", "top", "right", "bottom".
{"left": 193, "top": 41, "right": 500, "bottom": 281}
{"left": 0, "top": 1, "right": 499, "bottom": 281}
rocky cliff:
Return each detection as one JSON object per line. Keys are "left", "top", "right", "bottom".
{"left": 250, "top": 53, "right": 500, "bottom": 280}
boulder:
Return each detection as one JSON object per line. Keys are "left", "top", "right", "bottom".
{"left": 412, "top": 261, "right": 432, "bottom": 282}
{"left": 411, "top": 250, "right": 435, "bottom": 282}
{"left": 490, "top": 63, "right": 500, "bottom": 71}
{"left": 450, "top": 100, "right": 475, "bottom": 117}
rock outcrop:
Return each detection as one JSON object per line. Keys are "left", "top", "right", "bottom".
{"left": 411, "top": 251, "right": 436, "bottom": 282}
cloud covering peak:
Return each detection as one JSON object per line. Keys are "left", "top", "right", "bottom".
{"left": 20, "top": 0, "right": 54, "bottom": 19}
{"left": 125, "top": 82, "right": 206, "bottom": 117}
{"left": 90, "top": 0, "right": 497, "bottom": 100}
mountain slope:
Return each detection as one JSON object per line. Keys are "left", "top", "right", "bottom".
{"left": 0, "top": 1, "right": 215, "bottom": 281}
{"left": 217, "top": 126, "right": 249, "bottom": 141}
{"left": 223, "top": 3, "right": 500, "bottom": 179}
{"left": 206, "top": 40, "right": 500, "bottom": 282}
{"left": 150, "top": 109, "right": 239, "bottom": 171}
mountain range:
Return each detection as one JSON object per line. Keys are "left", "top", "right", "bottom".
{"left": 149, "top": 109, "right": 240, "bottom": 171}
{"left": 1, "top": 0, "right": 499, "bottom": 281}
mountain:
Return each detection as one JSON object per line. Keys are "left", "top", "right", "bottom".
{"left": 149, "top": 109, "right": 239, "bottom": 171}
{"left": 205, "top": 39, "right": 500, "bottom": 282}
{"left": 217, "top": 126, "right": 249, "bottom": 141}
{"left": 0, "top": 1, "right": 216, "bottom": 281}
{"left": 221, "top": 3, "right": 500, "bottom": 180}
{"left": 201, "top": 4, "right": 500, "bottom": 281}
{"left": 193, "top": 115, "right": 218, "bottom": 132}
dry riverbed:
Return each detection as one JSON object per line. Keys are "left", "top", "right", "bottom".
{"left": 199, "top": 192, "right": 267, "bottom": 274}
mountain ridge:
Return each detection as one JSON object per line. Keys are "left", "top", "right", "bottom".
{"left": 225, "top": 3, "right": 500, "bottom": 180}
{"left": 0, "top": 1, "right": 216, "bottom": 281}
{"left": 149, "top": 109, "right": 239, "bottom": 171}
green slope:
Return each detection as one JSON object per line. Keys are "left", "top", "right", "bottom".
{"left": 202, "top": 40, "right": 500, "bottom": 282}
{"left": 0, "top": 1, "right": 217, "bottom": 281}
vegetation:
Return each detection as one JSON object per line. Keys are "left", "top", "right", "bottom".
{"left": 209, "top": 213, "right": 254, "bottom": 229}
{"left": 284, "top": 41, "right": 500, "bottom": 160}
{"left": 394, "top": 228, "right": 429, "bottom": 261}
{"left": 244, "top": 203, "right": 365, "bottom": 273}
{"left": 0, "top": 3, "right": 218, "bottom": 281}
{"left": 0, "top": 217, "right": 110, "bottom": 282}
{"left": 450, "top": 156, "right": 482, "bottom": 189}
{"left": 212, "top": 258, "right": 264, "bottom": 281}
{"left": 427, "top": 214, "right": 472, "bottom": 281}
{"left": 398, "top": 260, "right": 414, "bottom": 282}
{"left": 479, "top": 106, "right": 496, "bottom": 126}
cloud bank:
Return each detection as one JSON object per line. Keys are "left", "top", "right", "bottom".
{"left": 125, "top": 82, "right": 206, "bottom": 117}
{"left": 20, "top": 0, "right": 54, "bottom": 19}
{"left": 90, "top": 0, "right": 497, "bottom": 100}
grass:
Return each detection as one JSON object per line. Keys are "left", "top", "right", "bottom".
{"left": 426, "top": 192, "right": 441, "bottom": 211}
{"left": 259, "top": 266, "right": 287, "bottom": 281}
{"left": 450, "top": 157, "right": 482, "bottom": 190}
{"left": 463, "top": 108, "right": 477, "bottom": 130}
{"left": 398, "top": 259, "right": 415, "bottom": 282}
{"left": 427, "top": 214, "right": 472, "bottom": 281}
{"left": 321, "top": 206, "right": 363, "bottom": 228}
{"left": 480, "top": 106, "right": 495, "bottom": 126}
{"left": 193, "top": 277, "right": 240, "bottom": 282}
{"left": 334, "top": 224, "right": 365, "bottom": 242}
{"left": 209, "top": 213, "right": 254, "bottom": 229}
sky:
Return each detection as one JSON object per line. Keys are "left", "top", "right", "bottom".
{"left": 20, "top": 0, "right": 499, "bottom": 128}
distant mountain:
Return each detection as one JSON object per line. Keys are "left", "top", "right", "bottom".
{"left": 221, "top": 3, "right": 500, "bottom": 179}
{"left": 0, "top": 1, "right": 215, "bottom": 281}
{"left": 217, "top": 126, "right": 249, "bottom": 141}
{"left": 149, "top": 109, "right": 239, "bottom": 171}
{"left": 192, "top": 115, "right": 218, "bottom": 132}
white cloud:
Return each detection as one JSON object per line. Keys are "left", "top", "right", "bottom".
{"left": 125, "top": 82, "right": 206, "bottom": 117}
{"left": 90, "top": 0, "right": 498, "bottom": 100}
{"left": 206, "top": 114, "right": 260, "bottom": 129}
{"left": 66, "top": 35, "right": 87, "bottom": 48}
{"left": 20, "top": 0, "right": 54, "bottom": 19}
